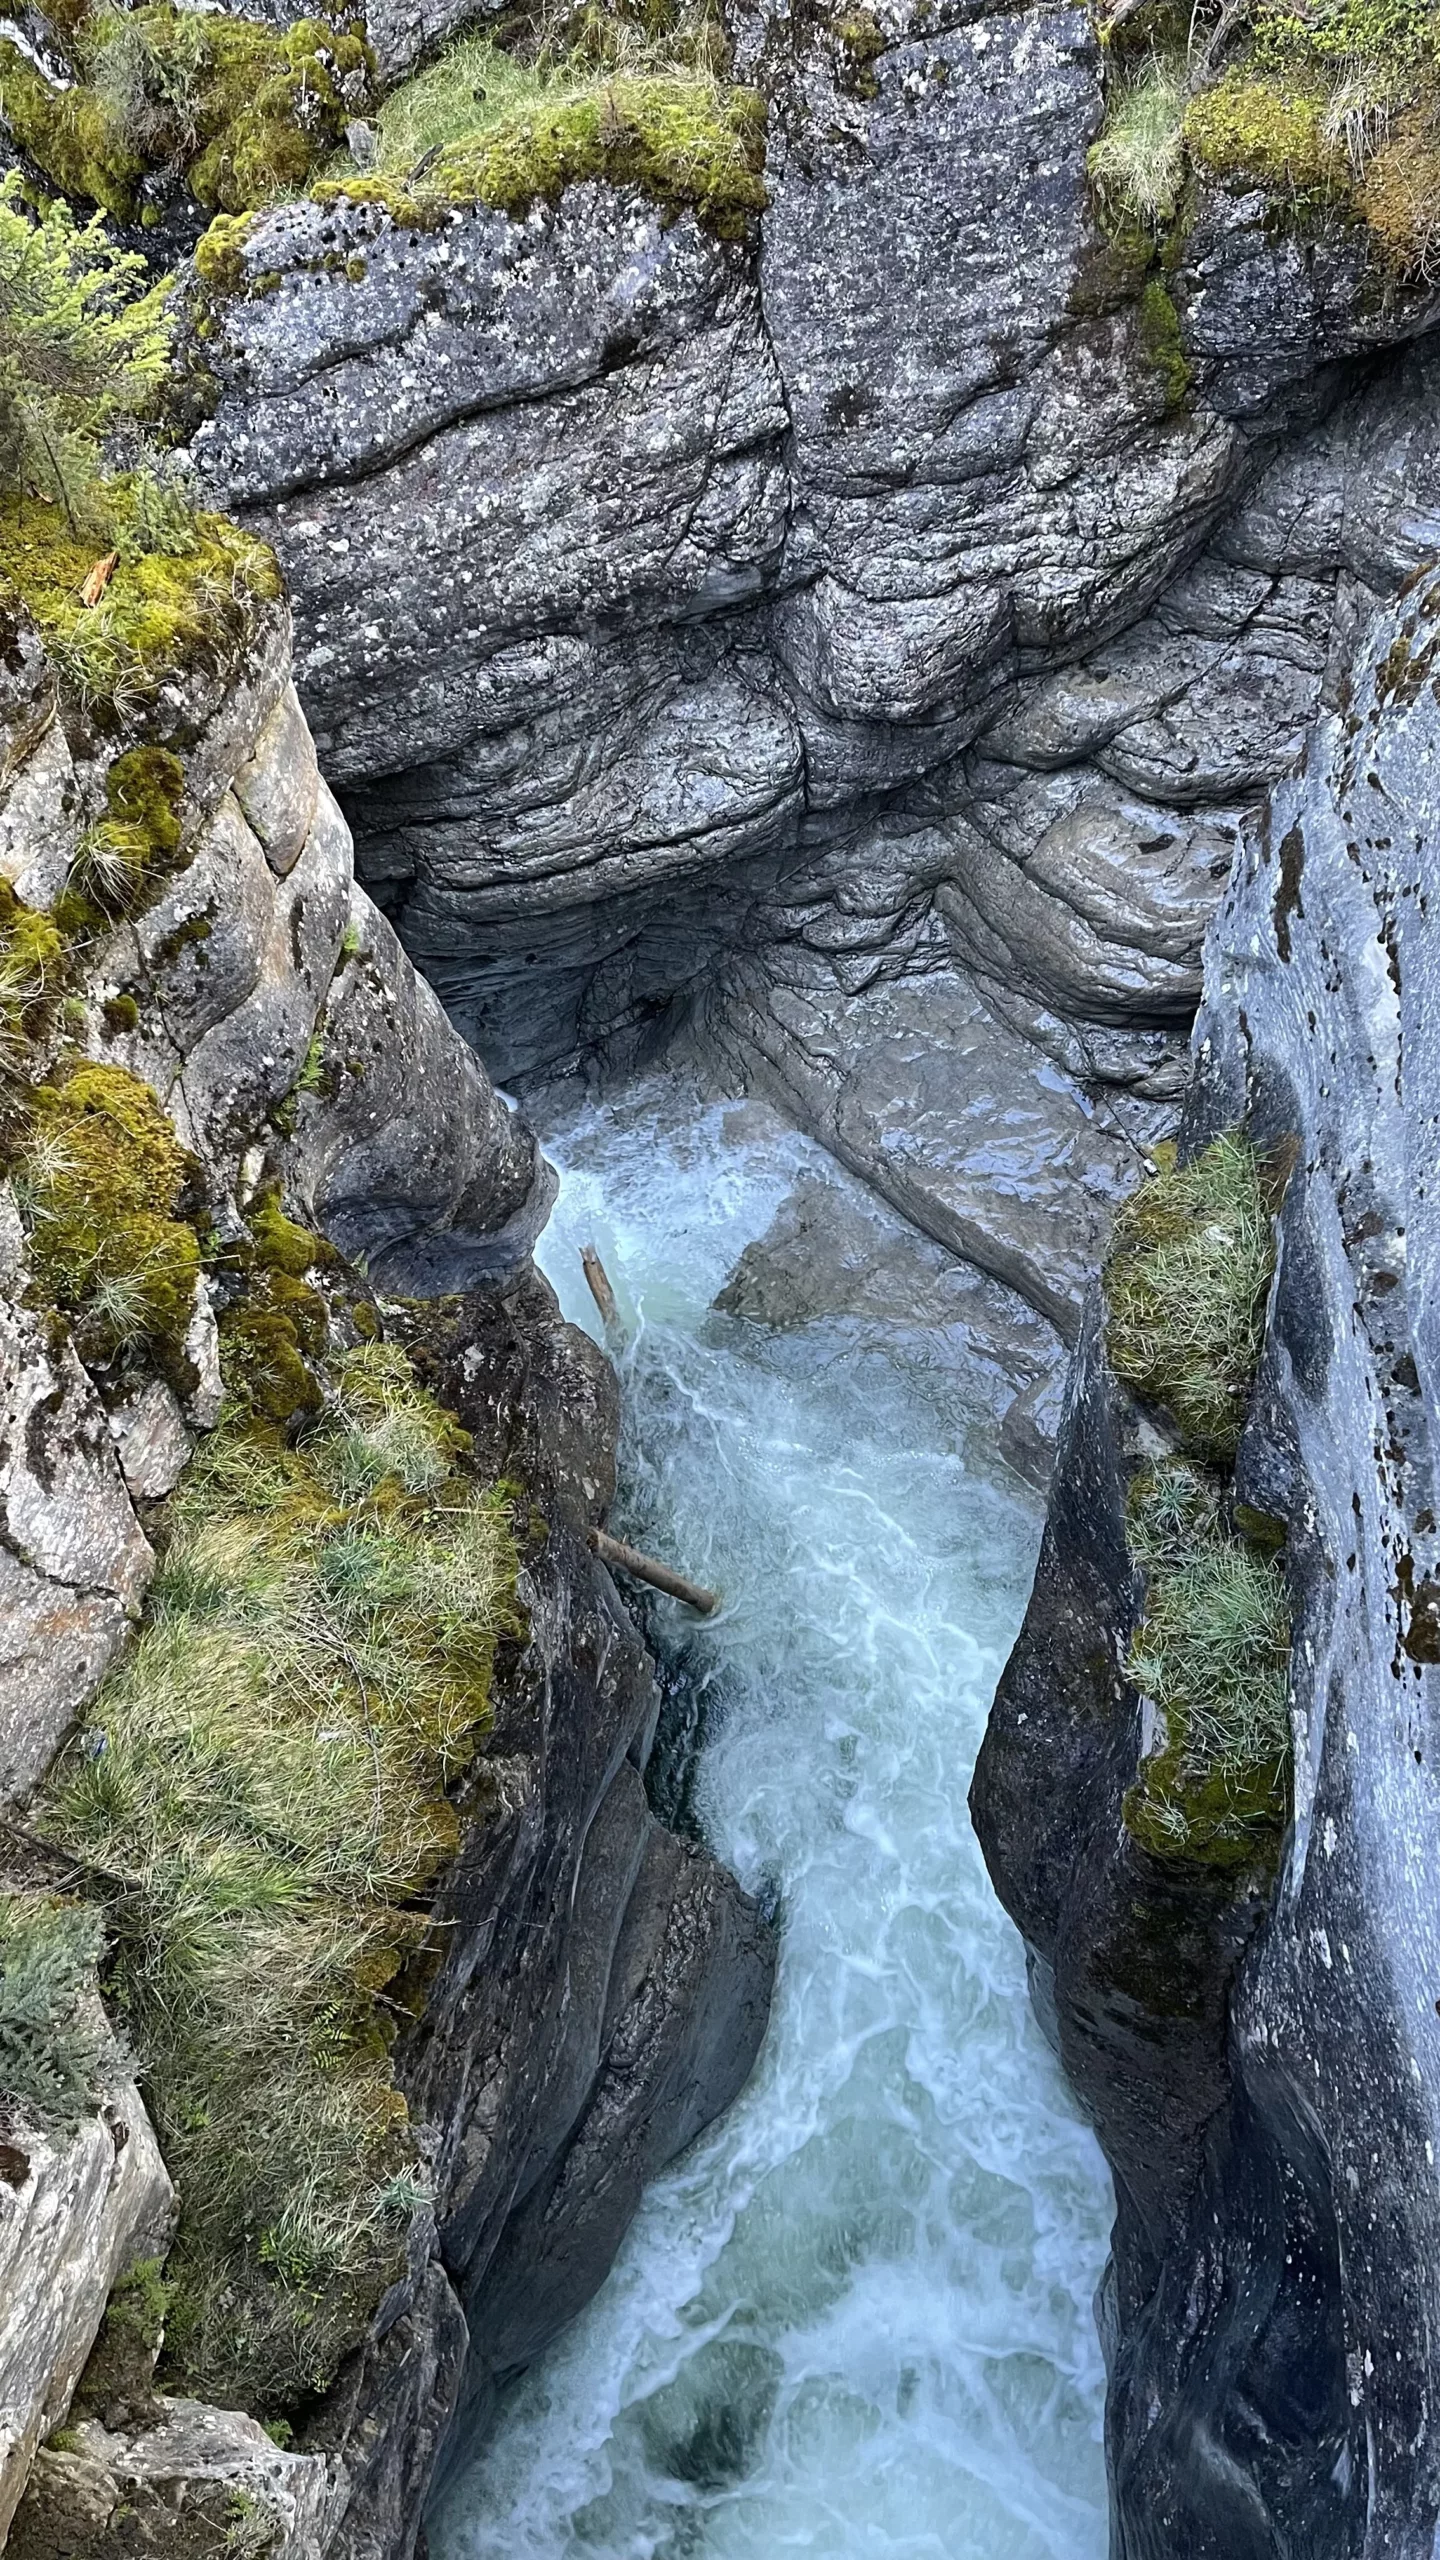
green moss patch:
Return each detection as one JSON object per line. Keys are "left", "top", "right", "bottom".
{"left": 0, "top": 884, "right": 67, "bottom": 1086}
{"left": 13, "top": 1062, "right": 202, "bottom": 1371}
{"left": 1105, "top": 1133, "right": 1277, "bottom": 1463}
{"left": 1137, "top": 274, "right": 1193, "bottom": 404}
{"left": 0, "top": 493, "right": 280, "bottom": 717}
{"left": 1183, "top": 73, "right": 1333, "bottom": 190}
{"left": 1123, "top": 1461, "right": 1291, "bottom": 1867}
{"left": 313, "top": 32, "right": 766, "bottom": 240}
{"left": 40, "top": 1340, "right": 518, "bottom": 2413}
{"left": 0, "top": 9, "right": 372, "bottom": 221}
{"left": 0, "top": 1893, "right": 121, "bottom": 2128}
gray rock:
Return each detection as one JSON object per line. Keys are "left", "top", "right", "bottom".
{"left": 10, "top": 2403, "right": 348, "bottom": 2558}
{"left": 972, "top": 569, "right": 1440, "bottom": 2550}
{"left": 286, "top": 887, "right": 550, "bottom": 1289}
{"left": 0, "top": 2079, "right": 174, "bottom": 2542}
{"left": 232, "top": 680, "right": 320, "bottom": 878}
{"left": 0, "top": 1299, "right": 151, "bottom": 1810}
{"left": 714, "top": 964, "right": 1145, "bottom": 1336}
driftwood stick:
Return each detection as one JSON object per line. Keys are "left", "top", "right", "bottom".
{"left": 589, "top": 1527, "right": 720, "bottom": 1617}
{"left": 581, "top": 1243, "right": 620, "bottom": 1332}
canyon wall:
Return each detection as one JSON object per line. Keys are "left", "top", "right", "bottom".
{"left": 0, "top": 594, "right": 772, "bottom": 2555}
{"left": 973, "top": 560, "right": 1440, "bottom": 2558}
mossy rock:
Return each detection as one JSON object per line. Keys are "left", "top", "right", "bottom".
{"left": 0, "top": 882, "right": 68, "bottom": 1068}
{"left": 73, "top": 2258, "right": 171, "bottom": 2421}
{"left": 1136, "top": 275, "right": 1192, "bottom": 407}
{"left": 0, "top": 9, "right": 373, "bottom": 221}
{"left": 218, "top": 1300, "right": 324, "bottom": 1421}
{"left": 0, "top": 496, "right": 281, "bottom": 717}
{"left": 316, "top": 71, "right": 768, "bottom": 241}
{"left": 17, "top": 1063, "right": 203, "bottom": 1369}
{"left": 1183, "top": 74, "right": 1335, "bottom": 193}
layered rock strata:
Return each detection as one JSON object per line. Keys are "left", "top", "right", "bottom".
{"left": 189, "top": 1, "right": 1440, "bottom": 1402}
{"left": 973, "top": 572, "right": 1440, "bottom": 2553}
{"left": 0, "top": 603, "right": 773, "bottom": 2556}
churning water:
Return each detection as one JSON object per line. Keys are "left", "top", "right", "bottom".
{"left": 430, "top": 1085, "right": 1112, "bottom": 2560}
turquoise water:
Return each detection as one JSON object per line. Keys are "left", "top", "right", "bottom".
{"left": 430, "top": 1087, "right": 1112, "bottom": 2560}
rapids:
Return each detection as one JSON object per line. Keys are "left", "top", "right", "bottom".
{"left": 430, "top": 1084, "right": 1112, "bottom": 2560}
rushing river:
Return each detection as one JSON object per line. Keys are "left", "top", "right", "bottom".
{"left": 430, "top": 1084, "right": 1113, "bottom": 2560}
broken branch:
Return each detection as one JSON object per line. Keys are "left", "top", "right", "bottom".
{"left": 589, "top": 1527, "right": 720, "bottom": 1617}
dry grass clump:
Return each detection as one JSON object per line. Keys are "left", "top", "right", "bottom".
{"left": 41, "top": 1342, "right": 517, "bottom": 2414}
{"left": 1089, "top": 52, "right": 1188, "bottom": 226}
{"left": 1105, "top": 1133, "right": 1276, "bottom": 1462}
{"left": 1123, "top": 1462, "right": 1291, "bottom": 1866}
{"left": 0, "top": 1894, "right": 123, "bottom": 2129}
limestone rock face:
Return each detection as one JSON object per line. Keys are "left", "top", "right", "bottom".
{"left": 0, "top": 611, "right": 772, "bottom": 2558}
{"left": 972, "top": 571, "right": 1440, "bottom": 2552}
{"left": 0, "top": 2079, "right": 174, "bottom": 2542}
{"left": 190, "top": 5, "right": 1440, "bottom": 1360}
{"left": 10, "top": 2403, "right": 348, "bottom": 2558}
{"left": 0, "top": 1294, "right": 153, "bottom": 1811}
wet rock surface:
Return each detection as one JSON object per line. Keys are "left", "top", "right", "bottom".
{"left": 973, "top": 572, "right": 1440, "bottom": 2554}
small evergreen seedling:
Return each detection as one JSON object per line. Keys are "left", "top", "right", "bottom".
{"left": 0, "top": 172, "right": 172, "bottom": 536}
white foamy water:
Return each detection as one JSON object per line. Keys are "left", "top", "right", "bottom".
{"left": 430, "top": 1085, "right": 1113, "bottom": 2560}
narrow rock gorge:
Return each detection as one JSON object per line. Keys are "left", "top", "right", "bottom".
{"left": 1, "top": 0, "right": 1439, "bottom": 2548}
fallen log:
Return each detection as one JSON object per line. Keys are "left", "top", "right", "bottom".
{"left": 588, "top": 1526, "right": 720, "bottom": 1616}
{"left": 581, "top": 1243, "right": 620, "bottom": 1332}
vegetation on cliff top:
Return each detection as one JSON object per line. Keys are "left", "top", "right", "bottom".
{"left": 311, "top": 0, "right": 766, "bottom": 240}
{"left": 1090, "top": 0, "right": 1440, "bottom": 282}
{"left": 0, "top": 7, "right": 372, "bottom": 222}
{"left": 0, "top": 176, "right": 280, "bottom": 711}
{"left": 41, "top": 1337, "right": 518, "bottom": 2411}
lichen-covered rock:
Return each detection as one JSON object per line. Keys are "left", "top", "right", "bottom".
{"left": 972, "top": 565, "right": 1440, "bottom": 2549}
{"left": 10, "top": 2403, "right": 347, "bottom": 2558}
{"left": 0, "top": 2081, "right": 174, "bottom": 2541}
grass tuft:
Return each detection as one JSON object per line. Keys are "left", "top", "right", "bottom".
{"left": 0, "top": 491, "right": 281, "bottom": 717}
{"left": 1089, "top": 52, "right": 1187, "bottom": 228}
{"left": 40, "top": 1340, "right": 518, "bottom": 2413}
{"left": 1105, "top": 1133, "right": 1277, "bottom": 1463}
{"left": 1123, "top": 1462, "right": 1291, "bottom": 1866}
